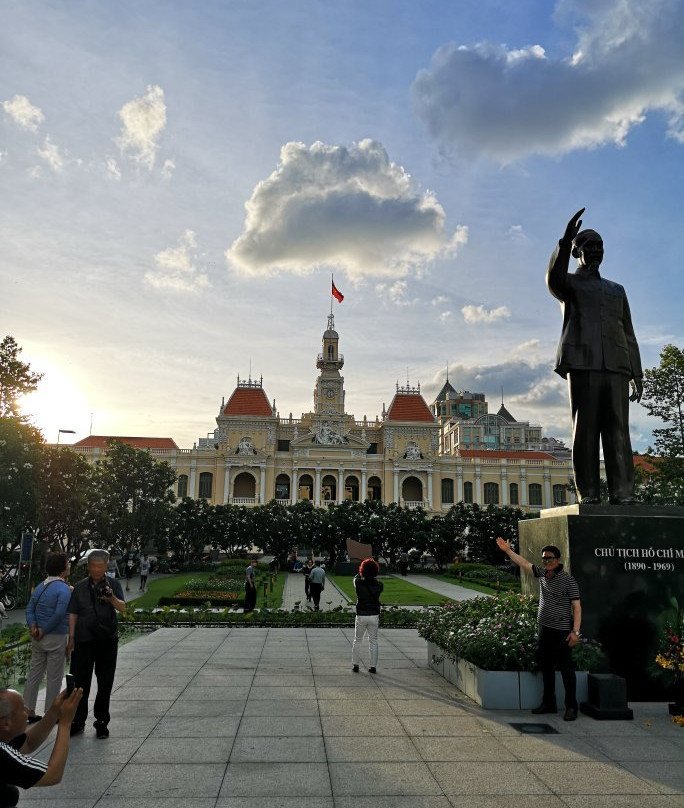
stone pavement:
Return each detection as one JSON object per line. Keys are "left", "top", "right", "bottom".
{"left": 392, "top": 573, "right": 490, "bottom": 601}
{"left": 20, "top": 626, "right": 684, "bottom": 807}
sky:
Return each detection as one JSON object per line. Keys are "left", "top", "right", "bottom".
{"left": 2, "top": 0, "right": 683, "bottom": 451}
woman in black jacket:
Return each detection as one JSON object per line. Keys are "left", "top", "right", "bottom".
{"left": 351, "top": 558, "right": 383, "bottom": 673}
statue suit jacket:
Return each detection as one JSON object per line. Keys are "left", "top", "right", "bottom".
{"left": 547, "top": 240, "right": 642, "bottom": 381}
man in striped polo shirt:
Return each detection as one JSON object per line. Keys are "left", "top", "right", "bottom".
{"left": 496, "top": 538, "right": 582, "bottom": 721}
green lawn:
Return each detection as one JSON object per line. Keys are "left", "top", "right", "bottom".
{"left": 328, "top": 574, "right": 450, "bottom": 606}
{"left": 428, "top": 573, "right": 501, "bottom": 596}
{"left": 127, "top": 570, "right": 286, "bottom": 609}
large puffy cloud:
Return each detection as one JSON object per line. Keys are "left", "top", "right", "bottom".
{"left": 412, "top": 0, "right": 684, "bottom": 161}
{"left": 145, "top": 230, "right": 210, "bottom": 293}
{"left": 226, "top": 139, "right": 467, "bottom": 280}
{"left": 116, "top": 85, "right": 167, "bottom": 170}
{"left": 2, "top": 95, "right": 44, "bottom": 132}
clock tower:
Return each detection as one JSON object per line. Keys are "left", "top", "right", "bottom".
{"left": 314, "top": 313, "right": 345, "bottom": 415}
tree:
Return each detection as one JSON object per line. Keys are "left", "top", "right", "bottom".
{"left": 639, "top": 344, "right": 684, "bottom": 505}
{"left": 35, "top": 447, "right": 95, "bottom": 558}
{"left": 166, "top": 498, "right": 213, "bottom": 562}
{"left": 0, "top": 416, "right": 43, "bottom": 559}
{"left": 88, "top": 441, "right": 176, "bottom": 555}
{"left": 0, "top": 336, "right": 43, "bottom": 418}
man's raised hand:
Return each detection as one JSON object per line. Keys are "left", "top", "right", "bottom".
{"left": 563, "top": 208, "right": 585, "bottom": 243}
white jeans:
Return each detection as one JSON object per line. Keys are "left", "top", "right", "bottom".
{"left": 352, "top": 614, "right": 379, "bottom": 667}
{"left": 23, "top": 633, "right": 68, "bottom": 712}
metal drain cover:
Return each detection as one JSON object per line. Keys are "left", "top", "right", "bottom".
{"left": 509, "top": 722, "right": 559, "bottom": 734}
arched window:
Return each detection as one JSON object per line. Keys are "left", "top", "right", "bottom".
{"left": 483, "top": 482, "right": 499, "bottom": 505}
{"left": 529, "top": 483, "right": 542, "bottom": 507}
{"left": 275, "top": 474, "right": 290, "bottom": 500}
{"left": 198, "top": 472, "right": 213, "bottom": 499}
{"left": 441, "top": 478, "right": 454, "bottom": 504}
{"left": 509, "top": 482, "right": 519, "bottom": 506}
{"left": 463, "top": 481, "right": 473, "bottom": 503}
{"left": 177, "top": 474, "right": 188, "bottom": 498}
{"left": 553, "top": 484, "right": 567, "bottom": 506}
{"left": 367, "top": 476, "right": 382, "bottom": 500}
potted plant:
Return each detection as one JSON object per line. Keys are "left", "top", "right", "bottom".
{"left": 655, "top": 613, "right": 684, "bottom": 723}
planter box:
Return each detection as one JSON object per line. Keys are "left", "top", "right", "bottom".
{"left": 428, "top": 641, "right": 587, "bottom": 710}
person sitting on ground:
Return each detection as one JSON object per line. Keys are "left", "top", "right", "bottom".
{"left": 351, "top": 558, "right": 384, "bottom": 674}
{"left": 0, "top": 686, "right": 83, "bottom": 807}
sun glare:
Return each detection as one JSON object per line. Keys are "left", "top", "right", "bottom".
{"left": 18, "top": 358, "right": 91, "bottom": 444}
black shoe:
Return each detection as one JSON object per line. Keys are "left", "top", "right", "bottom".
{"left": 94, "top": 721, "right": 109, "bottom": 739}
{"left": 70, "top": 723, "right": 85, "bottom": 736}
{"left": 563, "top": 707, "right": 578, "bottom": 721}
{"left": 369, "top": 667, "right": 376, "bottom": 674}
{"left": 352, "top": 664, "right": 359, "bottom": 672}
{"left": 27, "top": 715, "right": 43, "bottom": 724}
{"left": 531, "top": 703, "right": 557, "bottom": 714}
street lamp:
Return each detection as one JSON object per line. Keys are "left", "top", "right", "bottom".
{"left": 57, "top": 429, "right": 76, "bottom": 445}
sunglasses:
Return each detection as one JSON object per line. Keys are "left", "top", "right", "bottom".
{"left": 541, "top": 556, "right": 558, "bottom": 562}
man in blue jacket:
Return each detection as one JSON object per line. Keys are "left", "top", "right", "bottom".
{"left": 23, "top": 553, "right": 72, "bottom": 723}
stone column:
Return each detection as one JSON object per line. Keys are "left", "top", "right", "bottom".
{"left": 259, "top": 464, "right": 266, "bottom": 504}
{"left": 475, "top": 468, "right": 482, "bottom": 504}
{"left": 315, "top": 467, "right": 321, "bottom": 507}
{"left": 223, "top": 465, "right": 231, "bottom": 505}
{"left": 361, "top": 468, "right": 367, "bottom": 502}
{"left": 189, "top": 460, "right": 197, "bottom": 499}
{"left": 501, "top": 468, "right": 508, "bottom": 506}
{"left": 456, "top": 467, "right": 463, "bottom": 503}
{"left": 520, "top": 469, "right": 528, "bottom": 506}
{"left": 393, "top": 469, "right": 399, "bottom": 503}
{"left": 338, "top": 468, "right": 344, "bottom": 504}
{"left": 427, "top": 469, "right": 433, "bottom": 508}
{"left": 544, "top": 471, "right": 552, "bottom": 509}
{"left": 291, "top": 467, "right": 298, "bottom": 505}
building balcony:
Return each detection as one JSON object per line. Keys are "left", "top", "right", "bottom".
{"left": 403, "top": 500, "right": 427, "bottom": 510}
{"left": 231, "top": 496, "right": 258, "bottom": 506}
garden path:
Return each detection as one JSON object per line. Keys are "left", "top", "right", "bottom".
{"left": 392, "top": 573, "right": 490, "bottom": 601}
{"left": 280, "top": 571, "right": 349, "bottom": 610}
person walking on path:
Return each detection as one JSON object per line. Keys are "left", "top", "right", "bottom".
{"left": 67, "top": 550, "right": 125, "bottom": 739}
{"left": 244, "top": 559, "right": 258, "bottom": 612}
{"left": 139, "top": 555, "right": 150, "bottom": 591}
{"left": 496, "top": 537, "right": 582, "bottom": 720}
{"left": 124, "top": 558, "right": 134, "bottom": 592}
{"left": 352, "top": 558, "right": 383, "bottom": 673}
{"left": 303, "top": 559, "right": 314, "bottom": 603}
{"left": 307, "top": 560, "right": 326, "bottom": 610}
{"left": 23, "top": 553, "right": 72, "bottom": 723}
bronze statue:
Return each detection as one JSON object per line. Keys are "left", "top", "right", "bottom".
{"left": 547, "top": 208, "right": 642, "bottom": 504}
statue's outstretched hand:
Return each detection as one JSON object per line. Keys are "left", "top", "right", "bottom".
{"left": 630, "top": 379, "right": 643, "bottom": 402}
{"left": 563, "top": 208, "right": 585, "bottom": 243}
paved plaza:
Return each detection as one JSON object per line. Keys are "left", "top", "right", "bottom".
{"left": 17, "top": 626, "right": 684, "bottom": 808}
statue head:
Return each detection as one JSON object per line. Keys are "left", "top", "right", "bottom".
{"left": 572, "top": 228, "right": 603, "bottom": 269}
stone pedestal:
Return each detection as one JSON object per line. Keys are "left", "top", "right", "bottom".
{"left": 518, "top": 504, "right": 684, "bottom": 700}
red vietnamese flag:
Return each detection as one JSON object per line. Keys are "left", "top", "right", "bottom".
{"left": 331, "top": 278, "right": 344, "bottom": 303}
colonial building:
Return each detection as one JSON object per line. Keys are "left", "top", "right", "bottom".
{"left": 72, "top": 314, "right": 577, "bottom": 512}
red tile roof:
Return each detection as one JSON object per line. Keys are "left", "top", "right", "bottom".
{"left": 458, "top": 449, "right": 557, "bottom": 461}
{"left": 633, "top": 455, "right": 658, "bottom": 474}
{"left": 73, "top": 436, "right": 178, "bottom": 450}
{"left": 223, "top": 387, "right": 273, "bottom": 416}
{"left": 386, "top": 394, "right": 435, "bottom": 423}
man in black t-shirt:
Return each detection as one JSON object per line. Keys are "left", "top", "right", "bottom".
{"left": 0, "top": 687, "right": 82, "bottom": 807}
{"left": 67, "top": 550, "right": 125, "bottom": 739}
{"left": 496, "top": 538, "right": 582, "bottom": 721}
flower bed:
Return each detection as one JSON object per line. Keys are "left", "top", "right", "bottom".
{"left": 417, "top": 593, "right": 604, "bottom": 672}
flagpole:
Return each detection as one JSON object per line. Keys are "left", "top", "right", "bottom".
{"left": 330, "top": 273, "right": 334, "bottom": 317}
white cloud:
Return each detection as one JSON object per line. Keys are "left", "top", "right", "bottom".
{"left": 161, "top": 158, "right": 175, "bottom": 179}
{"left": 116, "top": 85, "right": 167, "bottom": 170}
{"left": 37, "top": 137, "right": 64, "bottom": 173}
{"left": 431, "top": 295, "right": 448, "bottom": 306}
{"left": 105, "top": 157, "right": 121, "bottom": 181}
{"left": 507, "top": 225, "right": 529, "bottom": 242}
{"left": 2, "top": 95, "right": 44, "bottom": 132}
{"left": 412, "top": 0, "right": 684, "bottom": 161}
{"left": 439, "top": 310, "right": 452, "bottom": 323}
{"left": 144, "top": 230, "right": 210, "bottom": 293}
{"left": 461, "top": 304, "right": 511, "bottom": 323}
{"left": 226, "top": 139, "right": 467, "bottom": 281}
{"left": 514, "top": 338, "right": 543, "bottom": 355}
{"left": 375, "top": 279, "right": 419, "bottom": 307}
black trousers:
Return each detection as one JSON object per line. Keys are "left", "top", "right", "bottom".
{"left": 70, "top": 637, "right": 118, "bottom": 727}
{"left": 568, "top": 370, "right": 634, "bottom": 501}
{"left": 309, "top": 582, "right": 323, "bottom": 609}
{"left": 304, "top": 576, "right": 311, "bottom": 600}
{"left": 538, "top": 625, "right": 577, "bottom": 709}
{"left": 0, "top": 784, "right": 19, "bottom": 807}
{"left": 244, "top": 582, "right": 257, "bottom": 611}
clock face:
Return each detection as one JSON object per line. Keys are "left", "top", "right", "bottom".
{"left": 325, "top": 388, "right": 335, "bottom": 399}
